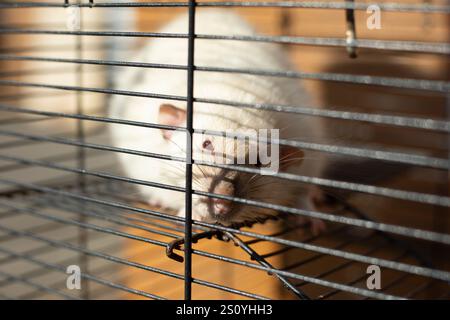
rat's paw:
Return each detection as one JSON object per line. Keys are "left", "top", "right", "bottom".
{"left": 146, "top": 198, "right": 162, "bottom": 208}
{"left": 176, "top": 207, "right": 186, "bottom": 218}
{"left": 296, "top": 216, "right": 327, "bottom": 236}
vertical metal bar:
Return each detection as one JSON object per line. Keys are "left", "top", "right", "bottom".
{"left": 76, "top": 0, "right": 89, "bottom": 299}
{"left": 431, "top": 91, "right": 450, "bottom": 298}
{"left": 345, "top": 0, "right": 357, "bottom": 58}
{"left": 184, "top": 0, "right": 196, "bottom": 300}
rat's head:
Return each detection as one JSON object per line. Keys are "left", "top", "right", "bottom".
{"left": 158, "top": 103, "right": 306, "bottom": 225}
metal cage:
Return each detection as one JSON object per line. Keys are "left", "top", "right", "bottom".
{"left": 0, "top": 0, "right": 449, "bottom": 300}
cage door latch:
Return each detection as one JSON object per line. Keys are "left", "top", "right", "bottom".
{"left": 166, "top": 230, "right": 227, "bottom": 263}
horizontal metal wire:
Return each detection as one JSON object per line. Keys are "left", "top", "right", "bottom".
{"left": 3, "top": 187, "right": 442, "bottom": 299}
{"left": 1, "top": 108, "right": 448, "bottom": 175}
{"left": 0, "top": 136, "right": 60, "bottom": 153}
{"left": 2, "top": 62, "right": 448, "bottom": 92}
{"left": 0, "top": 245, "right": 165, "bottom": 300}
{"left": 0, "top": 231, "right": 108, "bottom": 272}
{"left": 1, "top": 182, "right": 449, "bottom": 284}
{"left": 223, "top": 231, "right": 309, "bottom": 299}
{"left": 226, "top": 227, "right": 376, "bottom": 299}
{"left": 295, "top": 240, "right": 390, "bottom": 287}
{"left": 14, "top": 241, "right": 151, "bottom": 300}
{"left": 285, "top": 228, "right": 376, "bottom": 271}
{"left": 0, "top": 106, "right": 447, "bottom": 172}
{"left": 0, "top": 125, "right": 449, "bottom": 210}
{"left": 0, "top": 79, "right": 187, "bottom": 102}
{"left": 196, "top": 35, "right": 450, "bottom": 55}
{"left": 0, "top": 54, "right": 186, "bottom": 71}
{"left": 0, "top": 116, "right": 48, "bottom": 126}
{"left": 0, "top": 91, "right": 70, "bottom": 102}
{"left": 0, "top": 123, "right": 105, "bottom": 152}
{"left": 0, "top": 146, "right": 100, "bottom": 175}
{"left": 117, "top": 96, "right": 449, "bottom": 132}
{"left": 0, "top": 190, "right": 191, "bottom": 244}
{"left": 0, "top": 200, "right": 404, "bottom": 300}
{"left": 0, "top": 224, "right": 109, "bottom": 267}
{"left": 52, "top": 200, "right": 182, "bottom": 240}
{"left": 46, "top": 201, "right": 184, "bottom": 239}
{"left": 193, "top": 248, "right": 403, "bottom": 300}
{"left": 0, "top": 28, "right": 188, "bottom": 39}
{"left": 0, "top": 56, "right": 448, "bottom": 130}
{"left": 0, "top": 107, "right": 102, "bottom": 126}
{"left": 1, "top": 1, "right": 449, "bottom": 13}
{"left": 0, "top": 68, "right": 48, "bottom": 78}
{"left": 49, "top": 185, "right": 281, "bottom": 244}
{"left": 0, "top": 28, "right": 448, "bottom": 55}
{"left": 0, "top": 67, "right": 104, "bottom": 79}
{"left": 0, "top": 200, "right": 171, "bottom": 247}
{"left": 0, "top": 128, "right": 185, "bottom": 162}
{"left": 0, "top": 270, "right": 79, "bottom": 300}
{"left": 193, "top": 221, "right": 450, "bottom": 283}
{"left": 0, "top": 238, "right": 125, "bottom": 299}
{"left": 319, "top": 249, "right": 408, "bottom": 299}
{"left": 0, "top": 128, "right": 448, "bottom": 208}
{"left": 0, "top": 104, "right": 186, "bottom": 133}
{"left": 0, "top": 150, "right": 105, "bottom": 175}
{"left": 199, "top": 1, "right": 450, "bottom": 13}
{"left": 64, "top": 194, "right": 191, "bottom": 234}
{"left": 53, "top": 182, "right": 321, "bottom": 239}
{"left": 375, "top": 274, "right": 410, "bottom": 295}
{"left": 0, "top": 43, "right": 134, "bottom": 55}
{"left": 196, "top": 65, "right": 450, "bottom": 91}
{"left": 3, "top": 0, "right": 447, "bottom": 301}
{"left": 318, "top": 269, "right": 380, "bottom": 299}
{"left": 194, "top": 160, "right": 450, "bottom": 206}
{"left": 0, "top": 225, "right": 268, "bottom": 300}
{"left": 2, "top": 154, "right": 450, "bottom": 246}
{"left": 199, "top": 129, "right": 449, "bottom": 169}
{"left": 1, "top": 193, "right": 332, "bottom": 297}
{"left": 0, "top": 212, "right": 70, "bottom": 243}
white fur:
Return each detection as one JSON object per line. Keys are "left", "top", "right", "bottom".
{"left": 109, "top": 10, "right": 324, "bottom": 224}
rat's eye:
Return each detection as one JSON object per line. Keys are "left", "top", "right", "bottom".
{"left": 202, "top": 139, "right": 214, "bottom": 151}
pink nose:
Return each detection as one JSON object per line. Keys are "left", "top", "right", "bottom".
{"left": 212, "top": 198, "right": 232, "bottom": 215}
{"left": 212, "top": 182, "right": 234, "bottom": 215}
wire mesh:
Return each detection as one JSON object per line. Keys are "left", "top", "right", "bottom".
{"left": 0, "top": 0, "right": 448, "bottom": 300}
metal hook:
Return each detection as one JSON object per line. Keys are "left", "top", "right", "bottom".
{"left": 166, "top": 230, "right": 227, "bottom": 263}
{"left": 166, "top": 217, "right": 277, "bottom": 262}
{"left": 345, "top": 0, "right": 357, "bottom": 58}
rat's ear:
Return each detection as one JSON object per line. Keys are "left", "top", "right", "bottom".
{"left": 279, "top": 145, "right": 304, "bottom": 169}
{"left": 158, "top": 103, "right": 186, "bottom": 140}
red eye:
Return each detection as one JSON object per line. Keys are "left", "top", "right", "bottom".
{"left": 202, "top": 140, "right": 214, "bottom": 151}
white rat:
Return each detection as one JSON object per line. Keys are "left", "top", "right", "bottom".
{"left": 110, "top": 10, "right": 326, "bottom": 234}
